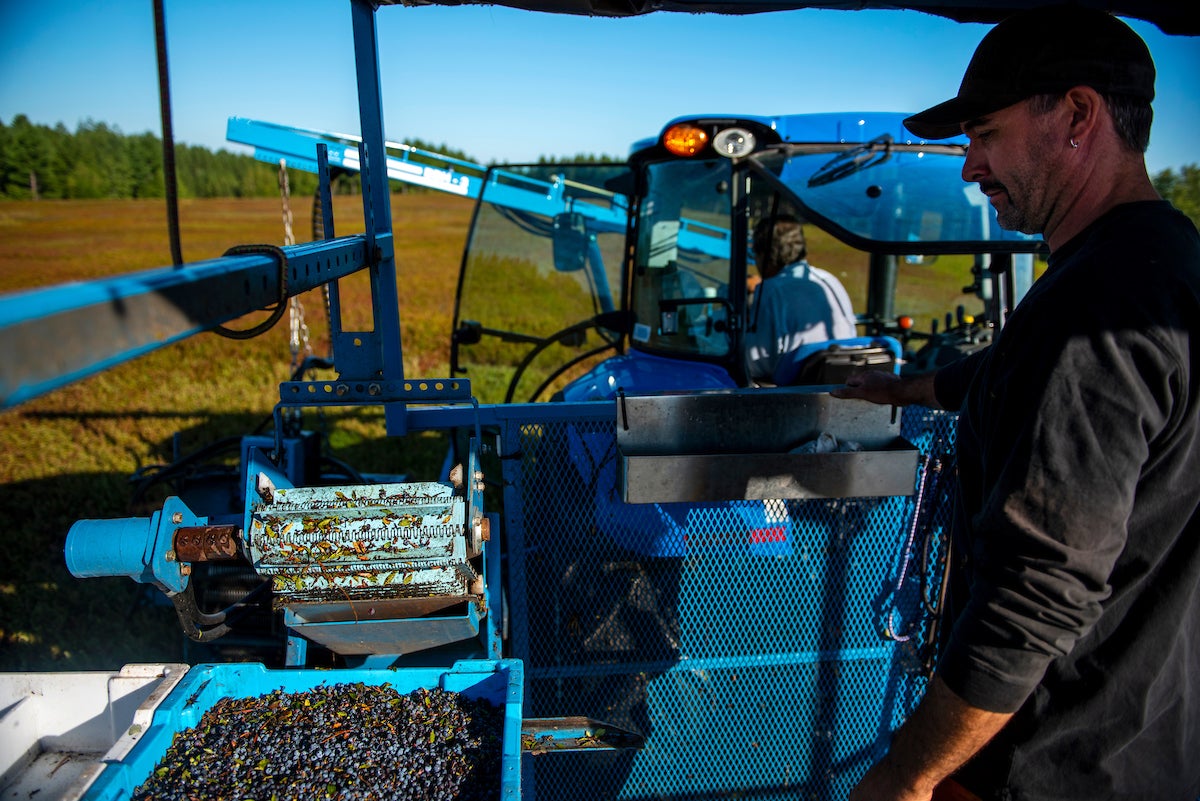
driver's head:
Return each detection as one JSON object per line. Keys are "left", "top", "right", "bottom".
{"left": 752, "top": 215, "right": 807, "bottom": 279}
{"left": 904, "top": 4, "right": 1155, "bottom": 145}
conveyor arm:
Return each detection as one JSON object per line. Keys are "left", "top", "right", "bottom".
{"left": 0, "top": 234, "right": 386, "bottom": 409}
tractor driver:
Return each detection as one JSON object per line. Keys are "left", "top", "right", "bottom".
{"left": 743, "top": 213, "right": 856, "bottom": 383}
{"left": 836, "top": 6, "right": 1200, "bottom": 801}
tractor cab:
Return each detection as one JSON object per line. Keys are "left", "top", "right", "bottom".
{"left": 450, "top": 111, "right": 1043, "bottom": 404}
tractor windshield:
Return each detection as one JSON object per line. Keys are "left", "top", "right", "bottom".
{"left": 451, "top": 163, "right": 633, "bottom": 404}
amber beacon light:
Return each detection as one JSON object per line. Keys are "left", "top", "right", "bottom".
{"left": 662, "top": 123, "right": 709, "bottom": 157}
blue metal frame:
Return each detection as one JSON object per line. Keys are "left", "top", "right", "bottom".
{"left": 0, "top": 237, "right": 372, "bottom": 409}
{"left": 227, "top": 117, "right": 482, "bottom": 197}
{"left": 229, "top": 116, "right": 631, "bottom": 233}
{"left": 350, "top": 0, "right": 407, "bottom": 435}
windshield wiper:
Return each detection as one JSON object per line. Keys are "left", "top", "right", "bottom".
{"left": 807, "top": 134, "right": 893, "bottom": 188}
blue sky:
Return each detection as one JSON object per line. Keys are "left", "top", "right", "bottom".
{"left": 2, "top": 0, "right": 1197, "bottom": 173}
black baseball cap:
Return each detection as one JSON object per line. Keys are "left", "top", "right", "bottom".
{"left": 904, "top": 4, "right": 1156, "bottom": 140}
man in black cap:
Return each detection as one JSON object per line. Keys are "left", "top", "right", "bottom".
{"left": 837, "top": 5, "right": 1200, "bottom": 800}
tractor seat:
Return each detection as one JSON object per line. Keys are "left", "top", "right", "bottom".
{"left": 772, "top": 335, "right": 902, "bottom": 386}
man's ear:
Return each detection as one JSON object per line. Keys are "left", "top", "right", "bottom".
{"left": 1063, "top": 85, "right": 1103, "bottom": 146}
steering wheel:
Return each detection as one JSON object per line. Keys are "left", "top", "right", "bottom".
{"left": 504, "top": 311, "right": 629, "bottom": 403}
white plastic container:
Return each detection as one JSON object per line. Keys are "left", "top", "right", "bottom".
{"left": 0, "top": 663, "right": 188, "bottom": 801}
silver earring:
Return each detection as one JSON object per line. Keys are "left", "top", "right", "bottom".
{"left": 1070, "top": 138, "right": 1079, "bottom": 149}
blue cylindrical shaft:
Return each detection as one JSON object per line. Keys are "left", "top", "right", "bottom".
{"left": 65, "top": 517, "right": 156, "bottom": 583}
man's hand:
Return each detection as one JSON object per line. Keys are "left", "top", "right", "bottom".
{"left": 831, "top": 370, "right": 940, "bottom": 409}
{"left": 848, "top": 677, "right": 1011, "bottom": 801}
{"left": 849, "top": 755, "right": 936, "bottom": 801}
{"left": 850, "top": 773, "right": 982, "bottom": 801}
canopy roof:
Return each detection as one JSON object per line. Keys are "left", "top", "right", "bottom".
{"left": 384, "top": 0, "right": 1199, "bottom": 34}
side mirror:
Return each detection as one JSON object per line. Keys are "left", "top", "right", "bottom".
{"left": 552, "top": 212, "right": 588, "bottom": 273}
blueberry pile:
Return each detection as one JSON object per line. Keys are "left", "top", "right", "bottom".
{"left": 132, "top": 683, "right": 503, "bottom": 800}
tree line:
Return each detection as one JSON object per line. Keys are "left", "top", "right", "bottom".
{"left": 2, "top": 115, "right": 1197, "bottom": 228}
{"left": 0, "top": 115, "right": 549, "bottom": 202}
{"left": 1, "top": 115, "right": 299, "bottom": 200}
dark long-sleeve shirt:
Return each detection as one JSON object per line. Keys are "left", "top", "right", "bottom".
{"left": 930, "top": 201, "right": 1200, "bottom": 800}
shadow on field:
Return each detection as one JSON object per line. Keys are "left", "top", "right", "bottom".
{"left": 0, "top": 410, "right": 449, "bottom": 672}
{"left": 0, "top": 471, "right": 185, "bottom": 672}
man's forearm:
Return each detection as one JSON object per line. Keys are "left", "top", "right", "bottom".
{"left": 831, "top": 369, "right": 941, "bottom": 409}
{"left": 850, "top": 676, "right": 1012, "bottom": 801}
{"left": 892, "top": 371, "right": 940, "bottom": 408}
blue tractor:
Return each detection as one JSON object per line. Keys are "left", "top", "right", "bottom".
{"left": 450, "top": 111, "right": 1038, "bottom": 404}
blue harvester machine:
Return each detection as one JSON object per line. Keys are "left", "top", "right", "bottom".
{"left": 0, "top": 2, "right": 1002, "bottom": 795}
{"left": 6, "top": 0, "right": 1191, "bottom": 798}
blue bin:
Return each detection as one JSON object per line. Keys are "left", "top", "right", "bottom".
{"left": 80, "top": 659, "right": 523, "bottom": 800}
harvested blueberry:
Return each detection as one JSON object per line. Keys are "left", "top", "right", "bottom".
{"left": 132, "top": 683, "right": 503, "bottom": 800}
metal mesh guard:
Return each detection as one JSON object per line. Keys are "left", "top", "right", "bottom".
{"left": 505, "top": 406, "right": 957, "bottom": 800}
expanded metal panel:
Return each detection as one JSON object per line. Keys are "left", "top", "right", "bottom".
{"left": 504, "top": 405, "right": 958, "bottom": 800}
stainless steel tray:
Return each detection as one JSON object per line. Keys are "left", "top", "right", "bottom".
{"left": 616, "top": 387, "right": 919, "bottom": 503}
